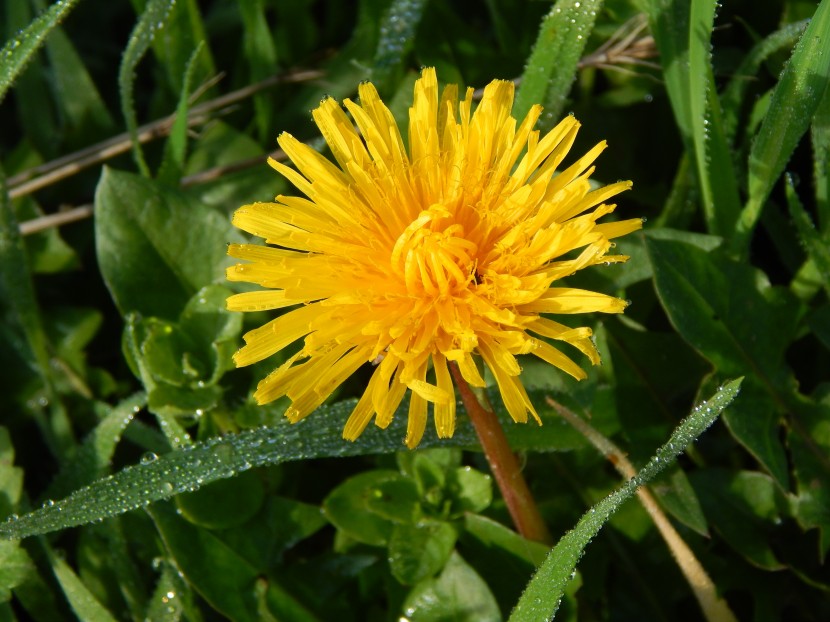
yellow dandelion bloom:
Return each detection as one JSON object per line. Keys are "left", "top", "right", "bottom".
{"left": 227, "top": 68, "right": 641, "bottom": 448}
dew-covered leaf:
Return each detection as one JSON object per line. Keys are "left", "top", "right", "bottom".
{"left": 94, "top": 168, "right": 245, "bottom": 319}
{"left": 514, "top": 0, "right": 602, "bottom": 126}
{"left": 509, "top": 378, "right": 742, "bottom": 621}
{"left": 646, "top": 236, "right": 796, "bottom": 485}
{"left": 734, "top": 0, "right": 830, "bottom": 254}
{"left": 402, "top": 551, "right": 501, "bottom": 622}
{"left": 0, "top": 0, "right": 82, "bottom": 104}
{"left": 118, "top": 0, "right": 176, "bottom": 175}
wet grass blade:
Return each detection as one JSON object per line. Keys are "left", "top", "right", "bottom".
{"left": 733, "top": 0, "right": 830, "bottom": 255}
{"left": 509, "top": 379, "right": 742, "bottom": 621}
{"left": 514, "top": 0, "right": 602, "bottom": 127}
{"left": 0, "top": 0, "right": 82, "bottom": 104}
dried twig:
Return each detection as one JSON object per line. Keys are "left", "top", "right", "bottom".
{"left": 9, "top": 68, "right": 323, "bottom": 200}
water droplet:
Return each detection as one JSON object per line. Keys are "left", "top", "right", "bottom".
{"left": 141, "top": 452, "right": 159, "bottom": 465}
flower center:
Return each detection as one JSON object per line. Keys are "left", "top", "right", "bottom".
{"left": 390, "top": 205, "right": 479, "bottom": 298}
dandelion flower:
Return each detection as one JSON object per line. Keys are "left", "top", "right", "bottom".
{"left": 227, "top": 68, "right": 641, "bottom": 448}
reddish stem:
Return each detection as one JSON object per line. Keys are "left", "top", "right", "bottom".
{"left": 450, "top": 363, "right": 552, "bottom": 545}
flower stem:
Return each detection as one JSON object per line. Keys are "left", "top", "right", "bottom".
{"left": 449, "top": 363, "right": 552, "bottom": 545}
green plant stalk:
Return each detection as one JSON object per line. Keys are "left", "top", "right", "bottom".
{"left": 449, "top": 363, "right": 552, "bottom": 545}
{"left": 547, "top": 396, "right": 737, "bottom": 622}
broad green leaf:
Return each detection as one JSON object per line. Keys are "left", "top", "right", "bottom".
{"left": 119, "top": 0, "right": 177, "bottom": 176}
{"left": 446, "top": 466, "right": 492, "bottom": 514}
{"left": 651, "top": 468, "right": 708, "bottom": 537}
{"left": 0, "top": 0, "right": 82, "bottom": 104}
{"left": 50, "top": 548, "right": 119, "bottom": 622}
{"left": 389, "top": 521, "right": 457, "bottom": 585}
{"left": 94, "top": 168, "right": 245, "bottom": 319}
{"left": 733, "top": 0, "right": 830, "bottom": 255}
{"left": 371, "top": 0, "right": 428, "bottom": 89}
{"left": 509, "top": 379, "right": 742, "bottom": 621}
{"left": 0, "top": 427, "right": 30, "bottom": 603}
{"left": 514, "top": 0, "right": 602, "bottom": 126}
{"left": 460, "top": 514, "right": 549, "bottom": 615}
{"left": 0, "top": 385, "right": 579, "bottom": 540}
{"left": 689, "top": 469, "right": 788, "bottom": 570}
{"left": 688, "top": 0, "right": 741, "bottom": 236}
{"left": 150, "top": 502, "right": 317, "bottom": 622}
{"left": 324, "top": 471, "right": 419, "bottom": 546}
{"left": 646, "top": 236, "right": 796, "bottom": 485}
{"left": 402, "top": 552, "right": 501, "bottom": 622}
{"left": 175, "top": 471, "right": 264, "bottom": 530}
{"left": 787, "top": 174, "right": 830, "bottom": 296}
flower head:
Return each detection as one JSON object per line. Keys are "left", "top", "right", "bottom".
{"left": 227, "top": 68, "right": 641, "bottom": 448}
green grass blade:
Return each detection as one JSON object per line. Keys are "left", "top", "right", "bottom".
{"left": 646, "top": 0, "right": 693, "bottom": 144}
{"left": 0, "top": 386, "right": 591, "bottom": 541}
{"left": 239, "top": 0, "right": 279, "bottom": 142}
{"left": 688, "top": 0, "right": 741, "bottom": 236}
{"left": 514, "top": 0, "right": 602, "bottom": 127}
{"left": 509, "top": 378, "right": 743, "bottom": 621}
{"left": 813, "top": 85, "right": 830, "bottom": 230}
{"left": 721, "top": 19, "right": 808, "bottom": 142}
{"left": 733, "top": 0, "right": 830, "bottom": 255}
{"left": 0, "top": 0, "right": 82, "bottom": 104}
{"left": 119, "top": 0, "right": 177, "bottom": 177}
{"left": 371, "top": 0, "right": 428, "bottom": 89}
{"left": 786, "top": 174, "right": 830, "bottom": 297}
{"left": 49, "top": 546, "right": 119, "bottom": 622}
{"left": 157, "top": 42, "right": 205, "bottom": 184}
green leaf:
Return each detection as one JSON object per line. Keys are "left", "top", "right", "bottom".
{"left": 734, "top": 0, "right": 830, "bottom": 255}
{"left": 150, "top": 502, "right": 310, "bottom": 622}
{"left": 389, "top": 521, "right": 457, "bottom": 585}
{"left": 402, "top": 551, "right": 501, "bottom": 622}
{"left": 157, "top": 42, "right": 205, "bottom": 185}
{"left": 50, "top": 548, "right": 119, "bottom": 622}
{"left": 0, "top": 0, "right": 82, "bottom": 104}
{"left": 813, "top": 77, "right": 830, "bottom": 229}
{"left": 509, "top": 379, "right": 742, "bottom": 621}
{"left": 689, "top": 469, "right": 788, "bottom": 570}
{"left": 514, "top": 0, "right": 602, "bottom": 126}
{"left": 94, "top": 168, "right": 244, "bottom": 319}
{"left": 651, "top": 468, "right": 709, "bottom": 536}
{"left": 688, "top": 0, "right": 741, "bottom": 236}
{"left": 324, "top": 471, "right": 416, "bottom": 546}
{"left": 721, "top": 19, "right": 809, "bottom": 142}
{"left": 646, "top": 236, "right": 796, "bottom": 485}
{"left": 119, "top": 0, "right": 177, "bottom": 176}
{"left": 46, "top": 392, "right": 147, "bottom": 499}
{"left": 371, "top": 0, "right": 428, "bottom": 89}
{"left": 446, "top": 466, "right": 492, "bottom": 514}
{"left": 787, "top": 174, "right": 830, "bottom": 296}
{"left": 238, "top": 0, "right": 279, "bottom": 141}
{"left": 175, "top": 470, "right": 264, "bottom": 530}
{"left": 0, "top": 384, "right": 657, "bottom": 541}
{"left": 645, "top": 0, "right": 692, "bottom": 144}
{"left": 0, "top": 167, "right": 73, "bottom": 457}
{"left": 789, "top": 398, "right": 830, "bottom": 559}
